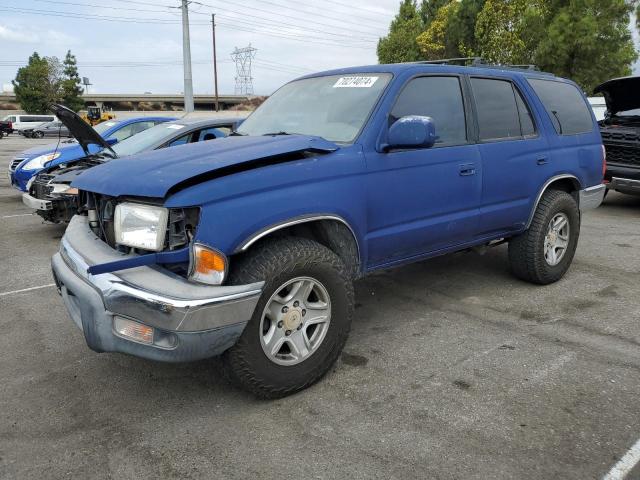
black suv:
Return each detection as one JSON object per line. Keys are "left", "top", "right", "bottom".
{"left": 595, "top": 76, "right": 640, "bottom": 195}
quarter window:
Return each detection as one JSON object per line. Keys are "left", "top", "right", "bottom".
{"left": 390, "top": 76, "right": 467, "bottom": 146}
{"left": 528, "top": 78, "right": 593, "bottom": 135}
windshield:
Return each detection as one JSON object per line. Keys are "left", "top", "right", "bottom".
{"left": 93, "top": 120, "right": 121, "bottom": 136}
{"left": 111, "top": 122, "right": 186, "bottom": 156}
{"left": 237, "top": 73, "right": 391, "bottom": 143}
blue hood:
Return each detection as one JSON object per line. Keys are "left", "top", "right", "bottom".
{"left": 72, "top": 135, "right": 339, "bottom": 198}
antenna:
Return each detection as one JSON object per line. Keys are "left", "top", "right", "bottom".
{"left": 231, "top": 44, "right": 257, "bottom": 95}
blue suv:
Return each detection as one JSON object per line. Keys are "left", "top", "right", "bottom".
{"left": 51, "top": 62, "right": 605, "bottom": 398}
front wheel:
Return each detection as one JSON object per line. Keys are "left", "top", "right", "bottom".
{"left": 508, "top": 189, "right": 580, "bottom": 285}
{"left": 34, "top": 131, "right": 44, "bottom": 138}
{"left": 223, "top": 237, "right": 354, "bottom": 398}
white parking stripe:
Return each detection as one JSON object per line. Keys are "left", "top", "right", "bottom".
{"left": 1, "top": 213, "right": 33, "bottom": 219}
{"left": 0, "top": 283, "right": 56, "bottom": 297}
{"left": 603, "top": 438, "right": 640, "bottom": 480}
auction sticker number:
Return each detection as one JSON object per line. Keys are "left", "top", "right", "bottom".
{"left": 333, "top": 76, "right": 379, "bottom": 88}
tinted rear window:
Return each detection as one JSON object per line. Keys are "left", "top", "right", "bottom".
{"left": 528, "top": 79, "right": 593, "bottom": 135}
{"left": 471, "top": 78, "right": 522, "bottom": 140}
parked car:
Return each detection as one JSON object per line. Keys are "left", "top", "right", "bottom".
{"left": 24, "top": 107, "right": 243, "bottom": 223}
{"left": 588, "top": 97, "right": 607, "bottom": 122}
{"left": 594, "top": 76, "right": 640, "bottom": 196}
{"left": 52, "top": 62, "right": 605, "bottom": 398}
{"left": 22, "top": 120, "right": 72, "bottom": 139}
{"left": 0, "top": 119, "right": 11, "bottom": 138}
{"left": 1, "top": 114, "right": 56, "bottom": 133}
{"left": 9, "top": 108, "right": 175, "bottom": 192}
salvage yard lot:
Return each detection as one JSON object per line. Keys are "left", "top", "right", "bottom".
{"left": 1, "top": 133, "right": 639, "bottom": 479}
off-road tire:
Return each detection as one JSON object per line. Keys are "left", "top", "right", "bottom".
{"left": 508, "top": 189, "right": 580, "bottom": 285}
{"left": 222, "top": 237, "right": 354, "bottom": 398}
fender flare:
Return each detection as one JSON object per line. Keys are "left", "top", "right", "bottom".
{"left": 234, "top": 213, "right": 361, "bottom": 263}
{"left": 525, "top": 174, "right": 582, "bottom": 229}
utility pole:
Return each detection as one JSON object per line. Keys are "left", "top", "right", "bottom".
{"left": 181, "top": 0, "right": 194, "bottom": 113}
{"left": 211, "top": 14, "right": 219, "bottom": 112}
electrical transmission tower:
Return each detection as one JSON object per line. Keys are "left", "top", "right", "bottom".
{"left": 231, "top": 44, "right": 257, "bottom": 95}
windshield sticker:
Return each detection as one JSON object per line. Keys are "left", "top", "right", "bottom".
{"left": 166, "top": 124, "right": 185, "bottom": 129}
{"left": 333, "top": 76, "right": 379, "bottom": 88}
{"left": 103, "top": 122, "right": 116, "bottom": 126}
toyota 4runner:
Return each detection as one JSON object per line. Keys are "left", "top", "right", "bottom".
{"left": 51, "top": 63, "right": 606, "bottom": 398}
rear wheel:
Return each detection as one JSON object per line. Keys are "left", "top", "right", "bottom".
{"left": 508, "top": 189, "right": 580, "bottom": 285}
{"left": 223, "top": 237, "right": 354, "bottom": 398}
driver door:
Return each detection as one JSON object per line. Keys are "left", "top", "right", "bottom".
{"left": 365, "top": 75, "right": 482, "bottom": 267}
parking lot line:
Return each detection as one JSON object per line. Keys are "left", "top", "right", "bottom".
{"left": 0, "top": 283, "right": 56, "bottom": 297}
{"left": 602, "top": 438, "right": 640, "bottom": 480}
{"left": 1, "top": 213, "right": 34, "bottom": 219}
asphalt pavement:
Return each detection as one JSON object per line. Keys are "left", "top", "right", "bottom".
{"left": 1, "top": 132, "right": 639, "bottom": 479}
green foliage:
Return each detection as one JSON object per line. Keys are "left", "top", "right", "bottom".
{"left": 377, "top": 0, "right": 425, "bottom": 63}
{"left": 446, "top": 0, "right": 486, "bottom": 57}
{"left": 12, "top": 53, "right": 59, "bottom": 114}
{"left": 419, "top": 0, "right": 450, "bottom": 26}
{"left": 61, "top": 50, "right": 84, "bottom": 112}
{"left": 417, "top": 2, "right": 459, "bottom": 59}
{"left": 535, "top": 0, "right": 638, "bottom": 93}
{"left": 12, "top": 51, "right": 85, "bottom": 114}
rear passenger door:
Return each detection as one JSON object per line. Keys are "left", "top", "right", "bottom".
{"left": 365, "top": 75, "right": 482, "bottom": 266}
{"left": 470, "top": 77, "right": 549, "bottom": 236}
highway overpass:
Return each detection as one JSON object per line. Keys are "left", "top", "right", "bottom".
{"left": 0, "top": 93, "right": 254, "bottom": 111}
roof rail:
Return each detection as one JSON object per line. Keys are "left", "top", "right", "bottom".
{"left": 410, "top": 57, "right": 541, "bottom": 72}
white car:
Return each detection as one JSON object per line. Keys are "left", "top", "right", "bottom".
{"left": 588, "top": 97, "right": 607, "bottom": 122}
{"left": 1, "top": 114, "right": 57, "bottom": 133}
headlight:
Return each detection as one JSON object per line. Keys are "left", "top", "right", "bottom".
{"left": 189, "top": 244, "right": 227, "bottom": 285}
{"left": 114, "top": 202, "right": 168, "bottom": 252}
{"left": 22, "top": 152, "right": 61, "bottom": 171}
{"left": 50, "top": 184, "right": 78, "bottom": 196}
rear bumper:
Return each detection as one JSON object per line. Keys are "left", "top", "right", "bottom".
{"left": 51, "top": 216, "right": 264, "bottom": 362}
{"left": 579, "top": 183, "right": 606, "bottom": 211}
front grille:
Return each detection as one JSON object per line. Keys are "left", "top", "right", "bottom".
{"left": 10, "top": 157, "right": 25, "bottom": 171}
{"left": 601, "top": 130, "right": 640, "bottom": 142}
{"left": 605, "top": 144, "right": 640, "bottom": 167}
{"left": 31, "top": 173, "right": 55, "bottom": 199}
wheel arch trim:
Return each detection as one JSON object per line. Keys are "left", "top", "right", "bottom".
{"left": 526, "top": 174, "right": 582, "bottom": 229}
{"left": 235, "top": 214, "right": 361, "bottom": 262}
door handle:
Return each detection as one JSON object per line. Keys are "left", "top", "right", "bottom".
{"left": 537, "top": 156, "right": 548, "bottom": 165}
{"left": 459, "top": 163, "right": 476, "bottom": 176}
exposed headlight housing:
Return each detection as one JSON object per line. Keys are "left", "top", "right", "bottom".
{"left": 22, "top": 152, "right": 61, "bottom": 171}
{"left": 189, "top": 243, "right": 227, "bottom": 285}
{"left": 114, "top": 202, "right": 168, "bottom": 252}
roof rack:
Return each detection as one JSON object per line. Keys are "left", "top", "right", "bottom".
{"left": 411, "top": 57, "right": 540, "bottom": 72}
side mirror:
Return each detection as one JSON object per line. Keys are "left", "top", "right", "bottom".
{"left": 386, "top": 115, "right": 436, "bottom": 150}
{"left": 106, "top": 137, "right": 118, "bottom": 145}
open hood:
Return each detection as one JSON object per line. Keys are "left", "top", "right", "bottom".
{"left": 593, "top": 76, "right": 640, "bottom": 114}
{"left": 49, "top": 104, "right": 116, "bottom": 156}
{"left": 72, "top": 134, "right": 338, "bottom": 198}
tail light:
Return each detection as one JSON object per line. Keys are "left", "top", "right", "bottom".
{"left": 601, "top": 144, "right": 608, "bottom": 183}
{"left": 8, "top": 121, "right": 12, "bottom": 129}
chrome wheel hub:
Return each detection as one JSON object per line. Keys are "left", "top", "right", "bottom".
{"left": 544, "top": 213, "right": 570, "bottom": 266}
{"left": 259, "top": 277, "right": 331, "bottom": 366}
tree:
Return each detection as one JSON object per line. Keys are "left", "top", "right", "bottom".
{"left": 446, "top": 0, "right": 486, "bottom": 57}
{"left": 419, "top": 0, "right": 450, "bottom": 26}
{"left": 475, "top": 0, "right": 546, "bottom": 65}
{"left": 535, "top": 0, "right": 638, "bottom": 93}
{"left": 12, "top": 53, "right": 60, "bottom": 114}
{"left": 417, "top": 2, "right": 459, "bottom": 59}
{"left": 61, "top": 50, "right": 84, "bottom": 112}
{"left": 377, "top": 0, "right": 425, "bottom": 63}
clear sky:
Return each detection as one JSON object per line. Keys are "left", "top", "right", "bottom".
{"left": 1, "top": 1, "right": 638, "bottom": 96}
{"left": 0, "top": 0, "right": 398, "bottom": 95}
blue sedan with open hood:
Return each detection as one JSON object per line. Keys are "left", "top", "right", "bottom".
{"left": 9, "top": 108, "right": 174, "bottom": 191}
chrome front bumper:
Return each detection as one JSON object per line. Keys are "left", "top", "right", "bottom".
{"left": 579, "top": 183, "right": 606, "bottom": 211}
{"left": 51, "top": 216, "right": 263, "bottom": 362}
{"left": 22, "top": 192, "right": 52, "bottom": 211}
